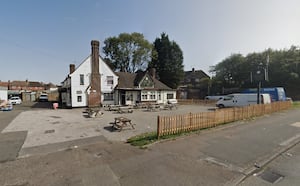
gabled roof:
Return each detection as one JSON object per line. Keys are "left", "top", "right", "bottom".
{"left": 115, "top": 71, "right": 172, "bottom": 90}
{"left": 63, "top": 55, "right": 117, "bottom": 83}
{"left": 184, "top": 69, "right": 210, "bottom": 80}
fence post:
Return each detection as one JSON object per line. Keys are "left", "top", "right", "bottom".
{"left": 189, "top": 112, "right": 192, "bottom": 130}
{"left": 157, "top": 115, "right": 160, "bottom": 139}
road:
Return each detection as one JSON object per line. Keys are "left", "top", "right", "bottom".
{"left": 0, "top": 104, "right": 299, "bottom": 185}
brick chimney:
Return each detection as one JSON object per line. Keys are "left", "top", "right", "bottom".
{"left": 69, "top": 64, "right": 75, "bottom": 74}
{"left": 149, "top": 68, "right": 156, "bottom": 79}
{"left": 88, "top": 40, "right": 101, "bottom": 107}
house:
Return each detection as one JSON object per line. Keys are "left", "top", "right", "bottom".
{"left": 61, "top": 40, "right": 118, "bottom": 108}
{"left": 61, "top": 40, "right": 177, "bottom": 108}
{"left": 115, "top": 70, "right": 176, "bottom": 105}
{"left": 6, "top": 80, "right": 49, "bottom": 101}
{"left": 178, "top": 68, "right": 210, "bottom": 99}
{"left": 8, "top": 80, "right": 45, "bottom": 92}
{"left": 0, "top": 82, "right": 8, "bottom": 101}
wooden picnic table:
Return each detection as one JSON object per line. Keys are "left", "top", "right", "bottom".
{"left": 146, "top": 104, "right": 161, "bottom": 112}
{"left": 164, "top": 103, "right": 178, "bottom": 110}
{"left": 86, "top": 108, "right": 103, "bottom": 118}
{"left": 112, "top": 117, "right": 135, "bottom": 131}
{"left": 117, "top": 107, "right": 133, "bottom": 114}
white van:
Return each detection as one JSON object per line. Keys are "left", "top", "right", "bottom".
{"left": 216, "top": 93, "right": 271, "bottom": 108}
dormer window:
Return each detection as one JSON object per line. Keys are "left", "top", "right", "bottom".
{"left": 140, "top": 75, "right": 154, "bottom": 88}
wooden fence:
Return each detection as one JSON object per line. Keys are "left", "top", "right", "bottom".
{"left": 157, "top": 101, "right": 292, "bottom": 138}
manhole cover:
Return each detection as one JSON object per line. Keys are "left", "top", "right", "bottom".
{"left": 258, "top": 169, "right": 284, "bottom": 183}
{"left": 44, "top": 129, "right": 55, "bottom": 134}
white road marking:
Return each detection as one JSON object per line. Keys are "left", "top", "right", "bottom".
{"left": 204, "top": 157, "right": 244, "bottom": 173}
{"left": 279, "top": 133, "right": 300, "bottom": 146}
{"left": 291, "top": 122, "right": 300, "bottom": 128}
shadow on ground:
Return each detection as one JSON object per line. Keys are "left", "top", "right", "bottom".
{"left": 31, "top": 102, "right": 54, "bottom": 109}
{"left": 103, "top": 124, "right": 119, "bottom": 132}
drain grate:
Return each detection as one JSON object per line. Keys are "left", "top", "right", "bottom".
{"left": 258, "top": 169, "right": 284, "bottom": 183}
{"left": 44, "top": 129, "right": 55, "bottom": 134}
{"left": 50, "top": 116, "right": 62, "bottom": 118}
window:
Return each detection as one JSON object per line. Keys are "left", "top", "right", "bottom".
{"left": 80, "top": 74, "right": 84, "bottom": 85}
{"left": 141, "top": 92, "right": 148, "bottom": 100}
{"left": 224, "top": 95, "right": 233, "bottom": 101}
{"left": 167, "top": 93, "right": 174, "bottom": 99}
{"left": 104, "top": 93, "right": 114, "bottom": 101}
{"left": 126, "top": 94, "right": 133, "bottom": 101}
{"left": 107, "top": 76, "right": 114, "bottom": 85}
{"left": 77, "top": 96, "right": 82, "bottom": 102}
{"left": 158, "top": 92, "right": 161, "bottom": 100}
{"left": 150, "top": 92, "right": 156, "bottom": 100}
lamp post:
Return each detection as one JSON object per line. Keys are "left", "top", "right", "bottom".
{"left": 256, "top": 69, "right": 262, "bottom": 104}
{"left": 256, "top": 62, "right": 266, "bottom": 104}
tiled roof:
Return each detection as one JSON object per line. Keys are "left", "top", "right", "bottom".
{"left": 9, "top": 81, "right": 44, "bottom": 87}
{"left": 115, "top": 71, "right": 172, "bottom": 90}
{"left": 28, "top": 81, "right": 44, "bottom": 87}
{"left": 0, "top": 82, "right": 8, "bottom": 87}
{"left": 10, "top": 81, "right": 28, "bottom": 86}
{"left": 115, "top": 72, "right": 136, "bottom": 89}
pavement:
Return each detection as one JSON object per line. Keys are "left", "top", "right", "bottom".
{"left": 0, "top": 102, "right": 300, "bottom": 185}
{"left": 239, "top": 141, "right": 300, "bottom": 186}
{"left": 0, "top": 102, "right": 213, "bottom": 159}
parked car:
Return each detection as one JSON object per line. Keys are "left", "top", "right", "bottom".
{"left": 39, "top": 94, "right": 48, "bottom": 102}
{"left": 8, "top": 96, "right": 22, "bottom": 105}
{"left": 216, "top": 93, "right": 271, "bottom": 108}
{"left": 0, "top": 103, "right": 13, "bottom": 111}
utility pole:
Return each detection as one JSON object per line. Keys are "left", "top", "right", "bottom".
{"left": 265, "top": 54, "right": 269, "bottom": 81}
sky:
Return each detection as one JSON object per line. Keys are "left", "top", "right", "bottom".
{"left": 1, "top": 0, "right": 300, "bottom": 85}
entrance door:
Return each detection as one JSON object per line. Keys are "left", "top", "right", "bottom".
{"left": 121, "top": 91, "right": 126, "bottom": 105}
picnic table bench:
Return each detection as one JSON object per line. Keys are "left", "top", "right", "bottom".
{"left": 117, "top": 107, "right": 133, "bottom": 114}
{"left": 86, "top": 108, "right": 103, "bottom": 118}
{"left": 146, "top": 104, "right": 161, "bottom": 112}
{"left": 163, "top": 103, "right": 178, "bottom": 110}
{"left": 112, "top": 117, "right": 135, "bottom": 131}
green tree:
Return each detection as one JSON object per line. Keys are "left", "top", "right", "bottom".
{"left": 212, "top": 45, "right": 300, "bottom": 99}
{"left": 103, "top": 32, "right": 154, "bottom": 72}
{"left": 213, "top": 54, "right": 246, "bottom": 87}
{"left": 149, "top": 33, "right": 184, "bottom": 89}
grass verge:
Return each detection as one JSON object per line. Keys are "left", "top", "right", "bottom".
{"left": 127, "top": 116, "right": 267, "bottom": 148}
{"left": 127, "top": 132, "right": 158, "bottom": 147}
{"left": 127, "top": 124, "right": 227, "bottom": 147}
{"left": 292, "top": 101, "right": 300, "bottom": 108}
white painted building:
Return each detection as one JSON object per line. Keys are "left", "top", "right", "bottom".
{"left": 114, "top": 71, "right": 177, "bottom": 106}
{"left": 61, "top": 40, "right": 177, "bottom": 108}
{"left": 0, "top": 86, "right": 8, "bottom": 101}
{"left": 61, "top": 56, "right": 118, "bottom": 108}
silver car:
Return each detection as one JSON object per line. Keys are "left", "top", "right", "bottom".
{"left": 8, "top": 96, "right": 22, "bottom": 105}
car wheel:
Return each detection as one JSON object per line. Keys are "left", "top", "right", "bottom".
{"left": 218, "top": 104, "right": 225, "bottom": 108}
